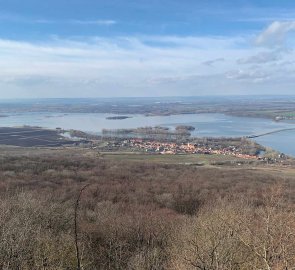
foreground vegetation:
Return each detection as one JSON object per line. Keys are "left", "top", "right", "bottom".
{"left": 0, "top": 147, "right": 295, "bottom": 269}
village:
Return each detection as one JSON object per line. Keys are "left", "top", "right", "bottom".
{"left": 105, "top": 138, "right": 259, "bottom": 159}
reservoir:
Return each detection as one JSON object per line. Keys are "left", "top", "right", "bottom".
{"left": 0, "top": 112, "right": 294, "bottom": 156}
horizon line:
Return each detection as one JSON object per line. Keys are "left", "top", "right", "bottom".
{"left": 1, "top": 94, "right": 295, "bottom": 100}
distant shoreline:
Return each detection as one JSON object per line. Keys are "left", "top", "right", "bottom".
{"left": 106, "top": 115, "right": 132, "bottom": 120}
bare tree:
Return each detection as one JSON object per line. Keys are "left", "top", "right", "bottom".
{"left": 75, "top": 184, "right": 92, "bottom": 270}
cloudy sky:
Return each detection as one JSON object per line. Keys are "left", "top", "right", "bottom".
{"left": 1, "top": 0, "right": 295, "bottom": 98}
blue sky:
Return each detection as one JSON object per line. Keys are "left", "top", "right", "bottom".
{"left": 1, "top": 0, "right": 295, "bottom": 97}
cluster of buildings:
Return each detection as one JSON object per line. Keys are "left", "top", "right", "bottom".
{"left": 114, "top": 139, "right": 258, "bottom": 159}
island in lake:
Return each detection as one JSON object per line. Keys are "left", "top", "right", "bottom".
{"left": 102, "top": 126, "right": 192, "bottom": 139}
{"left": 175, "top": 125, "right": 196, "bottom": 131}
{"left": 106, "top": 116, "right": 132, "bottom": 120}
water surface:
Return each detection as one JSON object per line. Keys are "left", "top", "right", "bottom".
{"left": 0, "top": 112, "right": 294, "bottom": 155}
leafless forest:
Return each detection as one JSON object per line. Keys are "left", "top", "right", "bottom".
{"left": 0, "top": 150, "right": 295, "bottom": 269}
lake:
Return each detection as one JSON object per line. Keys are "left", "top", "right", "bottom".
{"left": 0, "top": 112, "right": 295, "bottom": 156}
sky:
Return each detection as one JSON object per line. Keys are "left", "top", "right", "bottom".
{"left": 1, "top": 0, "right": 295, "bottom": 98}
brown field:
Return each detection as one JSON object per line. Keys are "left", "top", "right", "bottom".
{"left": 101, "top": 151, "right": 257, "bottom": 166}
{"left": 0, "top": 146, "right": 295, "bottom": 269}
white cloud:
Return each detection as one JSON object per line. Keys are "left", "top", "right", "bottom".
{"left": 69, "top": 20, "right": 117, "bottom": 25}
{"left": 226, "top": 69, "right": 270, "bottom": 82}
{"left": 0, "top": 13, "right": 117, "bottom": 26}
{"left": 256, "top": 21, "right": 295, "bottom": 46}
{"left": 237, "top": 50, "right": 281, "bottom": 64}
{"left": 202, "top": 58, "right": 225, "bottom": 66}
{"left": 0, "top": 34, "right": 295, "bottom": 98}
